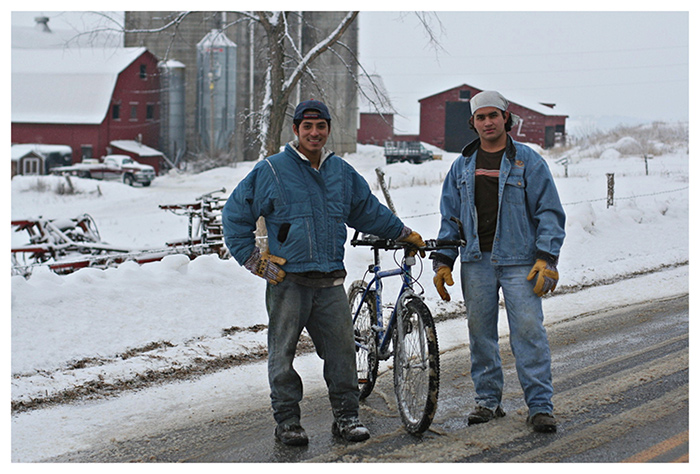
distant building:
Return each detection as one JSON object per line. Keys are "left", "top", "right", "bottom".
{"left": 11, "top": 143, "right": 72, "bottom": 177}
{"left": 110, "top": 140, "right": 169, "bottom": 175}
{"left": 419, "top": 84, "right": 568, "bottom": 151}
{"left": 357, "top": 74, "right": 395, "bottom": 146}
{"left": 125, "top": 11, "right": 359, "bottom": 161}
{"left": 12, "top": 46, "right": 161, "bottom": 165}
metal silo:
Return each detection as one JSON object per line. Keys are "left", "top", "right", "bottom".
{"left": 196, "top": 29, "right": 237, "bottom": 155}
{"left": 159, "top": 60, "right": 187, "bottom": 166}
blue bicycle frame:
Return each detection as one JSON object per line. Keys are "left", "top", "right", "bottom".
{"left": 354, "top": 247, "right": 418, "bottom": 359}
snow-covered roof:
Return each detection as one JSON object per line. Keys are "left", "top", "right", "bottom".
{"left": 420, "top": 84, "right": 568, "bottom": 117}
{"left": 11, "top": 143, "right": 72, "bottom": 161}
{"left": 358, "top": 74, "right": 396, "bottom": 114}
{"left": 110, "top": 140, "right": 164, "bottom": 157}
{"left": 12, "top": 47, "right": 148, "bottom": 124}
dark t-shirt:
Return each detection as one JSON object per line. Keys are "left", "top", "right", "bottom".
{"left": 474, "top": 147, "right": 504, "bottom": 252}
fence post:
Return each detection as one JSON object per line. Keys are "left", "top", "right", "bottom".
{"left": 606, "top": 173, "right": 615, "bottom": 208}
{"left": 375, "top": 168, "right": 397, "bottom": 215}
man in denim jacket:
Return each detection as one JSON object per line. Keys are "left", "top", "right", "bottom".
{"left": 223, "top": 99, "right": 425, "bottom": 446}
{"left": 431, "top": 91, "right": 565, "bottom": 433}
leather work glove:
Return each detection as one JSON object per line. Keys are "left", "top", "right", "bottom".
{"left": 527, "top": 259, "right": 559, "bottom": 297}
{"left": 244, "top": 247, "right": 286, "bottom": 285}
{"left": 398, "top": 227, "right": 426, "bottom": 258}
{"left": 433, "top": 265, "right": 455, "bottom": 302}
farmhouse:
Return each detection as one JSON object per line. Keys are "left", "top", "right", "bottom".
{"left": 419, "top": 84, "right": 568, "bottom": 151}
{"left": 11, "top": 47, "right": 161, "bottom": 166}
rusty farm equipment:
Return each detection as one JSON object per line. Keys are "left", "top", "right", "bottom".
{"left": 11, "top": 189, "right": 229, "bottom": 277}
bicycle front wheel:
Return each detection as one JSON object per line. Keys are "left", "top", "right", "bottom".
{"left": 393, "top": 298, "right": 440, "bottom": 434}
{"left": 348, "top": 280, "right": 379, "bottom": 400}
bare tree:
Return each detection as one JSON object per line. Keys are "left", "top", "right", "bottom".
{"left": 242, "top": 11, "right": 358, "bottom": 159}
{"left": 69, "top": 11, "right": 442, "bottom": 163}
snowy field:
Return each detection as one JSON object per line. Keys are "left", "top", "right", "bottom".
{"left": 10, "top": 125, "right": 689, "bottom": 462}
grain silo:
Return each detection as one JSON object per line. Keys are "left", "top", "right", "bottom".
{"left": 159, "top": 60, "right": 187, "bottom": 165}
{"left": 196, "top": 29, "right": 237, "bottom": 155}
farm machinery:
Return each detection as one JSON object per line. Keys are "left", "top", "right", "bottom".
{"left": 11, "top": 189, "right": 229, "bottom": 278}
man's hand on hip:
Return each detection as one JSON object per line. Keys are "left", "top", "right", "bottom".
{"left": 244, "top": 247, "right": 287, "bottom": 284}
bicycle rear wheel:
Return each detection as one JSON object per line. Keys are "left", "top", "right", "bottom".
{"left": 348, "top": 280, "right": 379, "bottom": 399}
{"left": 393, "top": 298, "right": 440, "bottom": 434}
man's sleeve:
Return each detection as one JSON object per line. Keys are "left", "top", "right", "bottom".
{"left": 222, "top": 167, "right": 266, "bottom": 266}
{"left": 346, "top": 167, "right": 404, "bottom": 240}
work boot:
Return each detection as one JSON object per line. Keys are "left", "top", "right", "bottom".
{"left": 467, "top": 405, "right": 506, "bottom": 425}
{"left": 528, "top": 413, "right": 557, "bottom": 433}
{"left": 332, "top": 417, "right": 370, "bottom": 442}
{"left": 274, "top": 419, "right": 309, "bottom": 446}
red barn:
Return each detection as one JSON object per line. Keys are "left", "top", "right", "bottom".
{"left": 357, "top": 74, "right": 396, "bottom": 145}
{"left": 12, "top": 47, "right": 161, "bottom": 164}
{"left": 419, "top": 84, "right": 567, "bottom": 152}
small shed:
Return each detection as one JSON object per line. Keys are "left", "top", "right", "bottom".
{"left": 110, "top": 140, "right": 169, "bottom": 175}
{"left": 11, "top": 143, "right": 73, "bottom": 177}
{"left": 419, "top": 84, "right": 568, "bottom": 151}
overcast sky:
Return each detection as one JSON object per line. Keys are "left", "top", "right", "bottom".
{"left": 358, "top": 10, "right": 690, "bottom": 134}
{"left": 11, "top": 7, "right": 691, "bottom": 134}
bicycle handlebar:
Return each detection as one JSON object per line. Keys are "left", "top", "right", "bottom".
{"left": 350, "top": 236, "right": 464, "bottom": 252}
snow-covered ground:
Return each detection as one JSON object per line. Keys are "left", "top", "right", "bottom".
{"left": 10, "top": 127, "right": 689, "bottom": 462}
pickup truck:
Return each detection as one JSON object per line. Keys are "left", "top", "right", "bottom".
{"left": 51, "top": 154, "right": 156, "bottom": 186}
{"left": 384, "top": 141, "right": 434, "bottom": 164}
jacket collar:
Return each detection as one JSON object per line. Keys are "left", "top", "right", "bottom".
{"left": 288, "top": 140, "right": 334, "bottom": 168}
{"left": 461, "top": 135, "right": 517, "bottom": 161}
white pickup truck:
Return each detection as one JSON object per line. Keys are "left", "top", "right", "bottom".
{"left": 52, "top": 154, "right": 156, "bottom": 186}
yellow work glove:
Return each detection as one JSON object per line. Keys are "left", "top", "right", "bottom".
{"left": 433, "top": 266, "right": 454, "bottom": 302}
{"left": 244, "top": 248, "right": 287, "bottom": 284}
{"left": 526, "top": 259, "right": 559, "bottom": 297}
{"left": 399, "top": 229, "right": 426, "bottom": 258}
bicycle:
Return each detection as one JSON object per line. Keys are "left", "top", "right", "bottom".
{"left": 348, "top": 227, "right": 464, "bottom": 434}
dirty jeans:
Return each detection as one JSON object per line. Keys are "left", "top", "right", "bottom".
{"left": 265, "top": 278, "right": 360, "bottom": 425}
{"left": 460, "top": 253, "right": 554, "bottom": 417}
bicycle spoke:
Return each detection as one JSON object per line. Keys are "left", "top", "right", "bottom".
{"left": 348, "top": 281, "right": 379, "bottom": 399}
{"left": 394, "top": 299, "right": 439, "bottom": 434}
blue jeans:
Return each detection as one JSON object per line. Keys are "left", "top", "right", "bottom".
{"left": 265, "top": 279, "right": 359, "bottom": 425}
{"left": 460, "top": 253, "right": 553, "bottom": 417}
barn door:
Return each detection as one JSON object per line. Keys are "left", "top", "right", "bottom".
{"left": 445, "top": 101, "right": 478, "bottom": 152}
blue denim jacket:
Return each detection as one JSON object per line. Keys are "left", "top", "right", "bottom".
{"left": 223, "top": 143, "right": 404, "bottom": 273}
{"left": 435, "top": 137, "right": 565, "bottom": 267}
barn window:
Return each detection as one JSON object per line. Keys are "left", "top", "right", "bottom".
{"left": 146, "top": 103, "right": 155, "bottom": 120}
{"left": 130, "top": 103, "right": 139, "bottom": 121}
{"left": 112, "top": 104, "right": 121, "bottom": 120}
{"left": 459, "top": 90, "right": 471, "bottom": 100}
{"left": 81, "top": 145, "right": 93, "bottom": 159}
{"left": 140, "top": 64, "right": 147, "bottom": 80}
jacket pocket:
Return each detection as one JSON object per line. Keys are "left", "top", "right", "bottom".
{"left": 504, "top": 174, "right": 525, "bottom": 203}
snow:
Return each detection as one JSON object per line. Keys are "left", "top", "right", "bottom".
{"left": 11, "top": 47, "right": 147, "bottom": 124}
{"left": 10, "top": 132, "right": 689, "bottom": 462}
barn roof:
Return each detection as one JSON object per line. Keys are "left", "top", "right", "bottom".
{"left": 358, "top": 74, "right": 396, "bottom": 114}
{"left": 11, "top": 47, "right": 149, "bottom": 124}
{"left": 420, "top": 84, "right": 568, "bottom": 117}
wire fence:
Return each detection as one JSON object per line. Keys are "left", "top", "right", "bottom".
{"left": 399, "top": 185, "right": 689, "bottom": 220}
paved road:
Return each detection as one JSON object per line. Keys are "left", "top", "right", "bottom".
{"left": 51, "top": 294, "right": 688, "bottom": 463}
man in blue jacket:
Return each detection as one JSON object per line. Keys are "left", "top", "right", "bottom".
{"left": 223, "top": 99, "right": 425, "bottom": 446}
{"left": 431, "top": 91, "right": 565, "bottom": 433}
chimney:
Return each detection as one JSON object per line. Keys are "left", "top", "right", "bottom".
{"left": 34, "top": 16, "right": 51, "bottom": 33}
